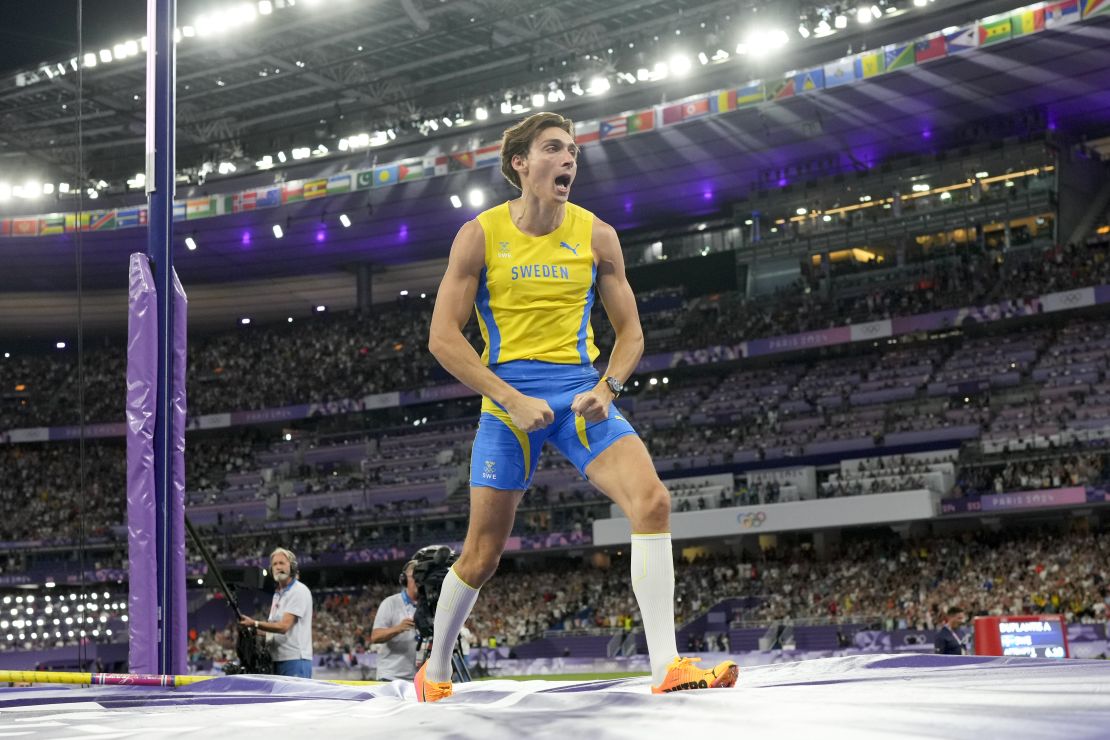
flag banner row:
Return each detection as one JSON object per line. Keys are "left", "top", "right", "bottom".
{"left": 0, "top": 0, "right": 1095, "bottom": 239}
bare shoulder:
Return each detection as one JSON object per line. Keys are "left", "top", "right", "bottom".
{"left": 450, "top": 218, "right": 487, "bottom": 272}
{"left": 590, "top": 215, "right": 620, "bottom": 261}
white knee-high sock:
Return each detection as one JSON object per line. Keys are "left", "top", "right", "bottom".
{"left": 426, "top": 566, "right": 480, "bottom": 682}
{"left": 630, "top": 532, "right": 679, "bottom": 684}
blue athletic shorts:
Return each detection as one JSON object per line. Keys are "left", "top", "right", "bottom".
{"left": 469, "top": 360, "right": 639, "bottom": 490}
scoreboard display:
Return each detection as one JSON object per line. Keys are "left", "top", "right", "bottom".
{"left": 973, "top": 615, "right": 1069, "bottom": 659}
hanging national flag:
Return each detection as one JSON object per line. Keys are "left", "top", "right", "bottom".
{"left": 884, "top": 42, "right": 915, "bottom": 71}
{"left": 433, "top": 156, "right": 449, "bottom": 176}
{"left": 116, "top": 207, "right": 147, "bottom": 228}
{"left": 793, "top": 67, "right": 824, "bottom": 93}
{"left": 1045, "top": 0, "right": 1080, "bottom": 25}
{"left": 235, "top": 191, "right": 257, "bottom": 212}
{"left": 89, "top": 211, "right": 116, "bottom": 231}
{"left": 710, "top": 89, "right": 737, "bottom": 113}
{"left": 914, "top": 34, "right": 948, "bottom": 62}
{"left": 39, "top": 214, "right": 65, "bottom": 235}
{"left": 627, "top": 110, "right": 655, "bottom": 133}
{"left": 1082, "top": 0, "right": 1110, "bottom": 17}
{"left": 64, "top": 212, "right": 92, "bottom": 232}
{"left": 661, "top": 104, "right": 684, "bottom": 126}
{"left": 256, "top": 187, "right": 282, "bottom": 208}
{"left": 823, "top": 57, "right": 856, "bottom": 88}
{"left": 172, "top": 202, "right": 186, "bottom": 221}
{"left": 449, "top": 152, "right": 476, "bottom": 171}
{"left": 357, "top": 170, "right": 375, "bottom": 189}
{"left": 599, "top": 116, "right": 627, "bottom": 140}
{"left": 0, "top": 219, "right": 9, "bottom": 237}
{"left": 282, "top": 181, "right": 304, "bottom": 204}
{"left": 770, "top": 77, "right": 795, "bottom": 100}
{"left": 682, "top": 98, "right": 711, "bottom": 118}
{"left": 397, "top": 159, "right": 424, "bottom": 182}
{"left": 978, "top": 17, "right": 1012, "bottom": 45}
{"left": 186, "top": 197, "right": 214, "bottom": 220}
{"left": 736, "top": 81, "right": 765, "bottom": 106}
{"left": 213, "top": 194, "right": 235, "bottom": 215}
{"left": 944, "top": 25, "right": 979, "bottom": 53}
{"left": 1011, "top": 7, "right": 1045, "bottom": 36}
{"left": 304, "top": 178, "right": 328, "bottom": 199}
{"left": 373, "top": 165, "right": 399, "bottom": 187}
{"left": 12, "top": 217, "right": 39, "bottom": 236}
{"left": 474, "top": 145, "right": 500, "bottom": 168}
{"left": 855, "top": 50, "right": 886, "bottom": 78}
{"left": 575, "top": 121, "right": 600, "bottom": 145}
{"left": 327, "top": 173, "right": 352, "bottom": 193}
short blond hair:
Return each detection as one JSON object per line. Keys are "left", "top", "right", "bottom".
{"left": 500, "top": 112, "right": 575, "bottom": 190}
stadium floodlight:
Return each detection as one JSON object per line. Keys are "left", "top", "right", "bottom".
{"left": 99, "top": 49, "right": 112, "bottom": 63}
{"left": 182, "top": 25, "right": 196, "bottom": 37}
{"left": 185, "top": 237, "right": 197, "bottom": 250}
{"left": 468, "top": 189, "right": 485, "bottom": 208}
{"left": 56, "top": 342, "right": 66, "bottom": 350}
{"left": 857, "top": 7, "right": 872, "bottom": 24}
{"left": 697, "top": 51, "right": 709, "bottom": 65}
{"left": 798, "top": 23, "right": 810, "bottom": 38}
{"left": 113, "top": 43, "right": 126, "bottom": 59}
{"left": 339, "top": 214, "right": 351, "bottom": 228}
{"left": 272, "top": 224, "right": 284, "bottom": 239}
{"left": 741, "top": 28, "right": 789, "bottom": 56}
{"left": 256, "top": 155, "right": 274, "bottom": 169}
{"left": 670, "top": 54, "right": 692, "bottom": 76}
{"left": 400, "top": 290, "right": 409, "bottom": 296}
{"left": 531, "top": 93, "right": 546, "bottom": 107}
{"left": 276, "top": 151, "right": 287, "bottom": 163}
{"left": 450, "top": 195, "right": 462, "bottom": 209}
{"left": 42, "top": 183, "right": 54, "bottom": 195}
{"left": 587, "top": 76, "right": 610, "bottom": 94}
{"left": 315, "top": 305, "right": 326, "bottom": 312}
{"left": 636, "top": 67, "right": 650, "bottom": 81}
{"left": 83, "top": 53, "right": 97, "bottom": 68}
{"left": 58, "top": 182, "right": 70, "bottom": 193}
{"left": 835, "top": 14, "right": 848, "bottom": 28}
{"left": 259, "top": 0, "right": 273, "bottom": 14}
{"left": 475, "top": 106, "right": 488, "bottom": 120}
{"left": 500, "top": 99, "right": 512, "bottom": 114}
{"left": 240, "top": 318, "right": 251, "bottom": 325}
{"left": 124, "top": 39, "right": 139, "bottom": 56}
{"left": 914, "top": 0, "right": 927, "bottom": 5}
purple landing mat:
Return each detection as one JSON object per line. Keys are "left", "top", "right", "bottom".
{"left": 2, "top": 655, "right": 1109, "bottom": 738}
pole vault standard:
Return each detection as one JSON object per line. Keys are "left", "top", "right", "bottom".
{"left": 125, "top": 0, "right": 187, "bottom": 675}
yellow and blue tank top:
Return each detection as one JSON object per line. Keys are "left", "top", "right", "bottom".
{"left": 473, "top": 201, "right": 599, "bottom": 366}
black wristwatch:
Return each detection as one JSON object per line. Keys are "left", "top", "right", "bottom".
{"left": 603, "top": 375, "right": 625, "bottom": 399}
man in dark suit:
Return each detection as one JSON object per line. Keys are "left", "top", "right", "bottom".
{"left": 935, "top": 607, "right": 967, "bottom": 655}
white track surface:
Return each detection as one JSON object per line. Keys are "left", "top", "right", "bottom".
{"left": 1, "top": 655, "right": 1109, "bottom": 739}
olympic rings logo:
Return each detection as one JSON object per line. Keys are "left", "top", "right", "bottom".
{"left": 737, "top": 511, "right": 767, "bottom": 529}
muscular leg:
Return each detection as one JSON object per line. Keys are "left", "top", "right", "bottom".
{"left": 425, "top": 486, "right": 522, "bottom": 682}
{"left": 585, "top": 436, "right": 678, "bottom": 684}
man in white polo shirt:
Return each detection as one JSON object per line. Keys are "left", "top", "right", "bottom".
{"left": 371, "top": 559, "right": 420, "bottom": 681}
{"left": 240, "top": 547, "right": 313, "bottom": 678}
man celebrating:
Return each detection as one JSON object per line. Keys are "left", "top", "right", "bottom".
{"left": 371, "top": 560, "right": 420, "bottom": 681}
{"left": 417, "top": 111, "right": 737, "bottom": 702}
{"left": 239, "top": 547, "right": 313, "bottom": 678}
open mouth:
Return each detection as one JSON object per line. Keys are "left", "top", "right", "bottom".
{"left": 554, "top": 174, "right": 572, "bottom": 194}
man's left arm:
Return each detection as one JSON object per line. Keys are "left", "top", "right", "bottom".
{"left": 571, "top": 218, "right": 644, "bottom": 423}
{"left": 243, "top": 612, "right": 297, "bottom": 634}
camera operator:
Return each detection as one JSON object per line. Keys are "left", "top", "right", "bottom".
{"left": 370, "top": 559, "right": 420, "bottom": 681}
{"left": 239, "top": 547, "right": 313, "bottom": 678}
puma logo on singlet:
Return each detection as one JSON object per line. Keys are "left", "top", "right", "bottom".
{"left": 558, "top": 241, "right": 579, "bottom": 255}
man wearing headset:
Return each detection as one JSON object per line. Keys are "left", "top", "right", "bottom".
{"left": 239, "top": 547, "right": 314, "bottom": 678}
{"left": 370, "top": 559, "right": 420, "bottom": 681}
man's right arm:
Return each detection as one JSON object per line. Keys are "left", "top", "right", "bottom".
{"left": 428, "top": 219, "right": 553, "bottom": 433}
